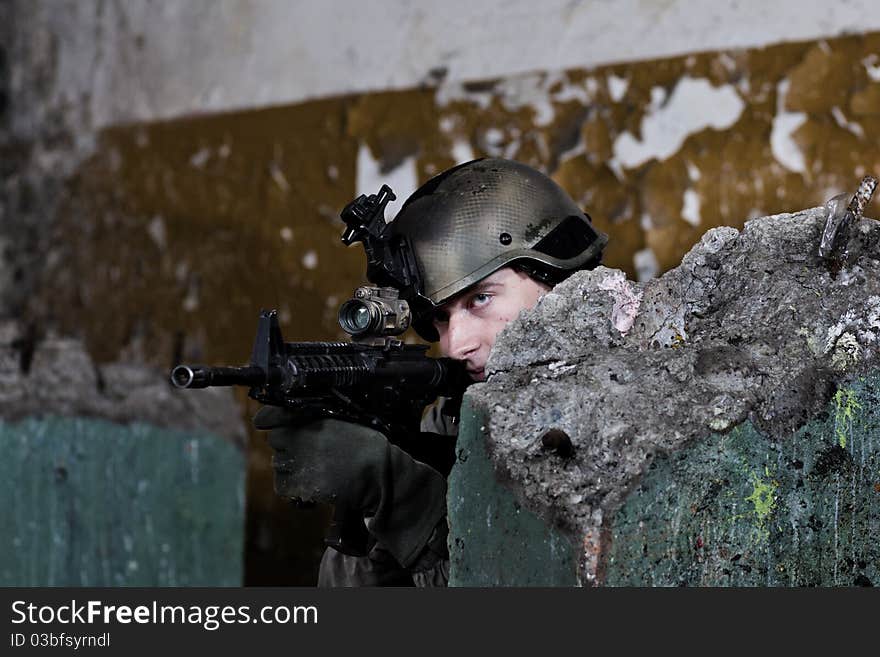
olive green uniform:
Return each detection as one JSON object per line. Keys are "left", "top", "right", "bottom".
{"left": 316, "top": 398, "right": 459, "bottom": 587}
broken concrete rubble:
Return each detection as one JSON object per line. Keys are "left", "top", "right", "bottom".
{"left": 0, "top": 320, "right": 245, "bottom": 445}
{"left": 451, "top": 206, "right": 880, "bottom": 586}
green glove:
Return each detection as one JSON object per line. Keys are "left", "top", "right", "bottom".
{"left": 253, "top": 406, "right": 448, "bottom": 568}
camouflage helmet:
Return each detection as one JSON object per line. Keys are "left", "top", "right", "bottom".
{"left": 390, "top": 158, "right": 607, "bottom": 340}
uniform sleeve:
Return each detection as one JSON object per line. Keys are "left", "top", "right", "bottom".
{"left": 316, "top": 398, "right": 460, "bottom": 588}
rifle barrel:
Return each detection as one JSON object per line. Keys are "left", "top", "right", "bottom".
{"left": 170, "top": 364, "right": 266, "bottom": 389}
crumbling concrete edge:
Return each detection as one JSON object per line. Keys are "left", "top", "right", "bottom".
{"left": 455, "top": 208, "right": 880, "bottom": 585}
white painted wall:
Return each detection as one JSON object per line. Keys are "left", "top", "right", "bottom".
{"left": 18, "top": 0, "right": 880, "bottom": 128}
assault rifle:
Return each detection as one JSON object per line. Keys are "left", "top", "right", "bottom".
{"left": 170, "top": 184, "right": 468, "bottom": 437}
{"left": 170, "top": 185, "right": 469, "bottom": 555}
{"left": 169, "top": 302, "right": 467, "bottom": 446}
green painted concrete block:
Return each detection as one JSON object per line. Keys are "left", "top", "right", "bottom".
{"left": 0, "top": 416, "right": 245, "bottom": 586}
{"left": 447, "top": 398, "right": 579, "bottom": 586}
{"left": 449, "top": 375, "right": 880, "bottom": 586}
{"left": 605, "top": 376, "right": 880, "bottom": 586}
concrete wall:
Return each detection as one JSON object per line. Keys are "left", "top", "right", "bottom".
{"left": 0, "top": 322, "right": 247, "bottom": 586}
{"left": 451, "top": 208, "right": 880, "bottom": 586}
{"left": 22, "top": 0, "right": 880, "bottom": 128}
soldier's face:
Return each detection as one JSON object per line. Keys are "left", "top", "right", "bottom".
{"left": 432, "top": 267, "right": 550, "bottom": 381}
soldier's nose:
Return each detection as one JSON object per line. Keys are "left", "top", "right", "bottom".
{"left": 446, "top": 313, "right": 480, "bottom": 361}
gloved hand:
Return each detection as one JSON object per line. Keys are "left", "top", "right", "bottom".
{"left": 253, "top": 406, "right": 448, "bottom": 569}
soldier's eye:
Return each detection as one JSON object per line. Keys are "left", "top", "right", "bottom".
{"left": 471, "top": 293, "right": 492, "bottom": 308}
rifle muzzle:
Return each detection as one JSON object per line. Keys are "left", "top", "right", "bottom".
{"left": 170, "top": 364, "right": 266, "bottom": 389}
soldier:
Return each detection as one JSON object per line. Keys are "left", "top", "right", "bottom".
{"left": 254, "top": 158, "right": 607, "bottom": 586}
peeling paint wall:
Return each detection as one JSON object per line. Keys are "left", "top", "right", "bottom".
{"left": 41, "top": 30, "right": 880, "bottom": 358}
{"left": 7, "top": 1, "right": 880, "bottom": 584}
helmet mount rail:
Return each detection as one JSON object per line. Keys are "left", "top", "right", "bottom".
{"left": 339, "top": 184, "right": 423, "bottom": 302}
